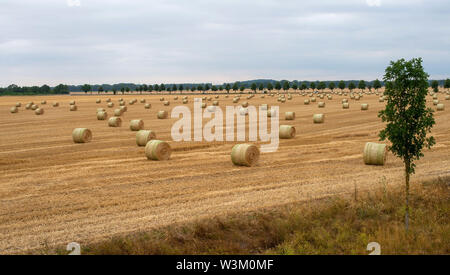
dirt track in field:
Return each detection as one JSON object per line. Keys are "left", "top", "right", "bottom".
{"left": 1, "top": 90, "right": 449, "bottom": 254}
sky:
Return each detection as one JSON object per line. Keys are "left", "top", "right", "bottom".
{"left": 0, "top": 0, "right": 449, "bottom": 86}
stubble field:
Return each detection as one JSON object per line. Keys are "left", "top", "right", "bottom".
{"left": 0, "top": 90, "right": 449, "bottom": 254}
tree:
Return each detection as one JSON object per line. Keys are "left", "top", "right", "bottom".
{"left": 148, "top": 85, "right": 153, "bottom": 93}
{"left": 373, "top": 79, "right": 382, "bottom": 91}
{"left": 212, "top": 85, "right": 218, "bottom": 92}
{"left": 172, "top": 84, "right": 177, "bottom": 93}
{"left": 198, "top": 84, "right": 204, "bottom": 93}
{"left": 81, "top": 84, "right": 91, "bottom": 94}
{"left": 368, "top": 83, "right": 372, "bottom": 91}
{"left": 275, "top": 81, "right": 281, "bottom": 91}
{"left": 282, "top": 81, "right": 290, "bottom": 91}
{"left": 239, "top": 85, "right": 245, "bottom": 92}
{"left": 178, "top": 84, "right": 183, "bottom": 92}
{"left": 125, "top": 87, "right": 130, "bottom": 93}
{"left": 232, "top": 82, "right": 239, "bottom": 93}
{"left": 431, "top": 80, "right": 439, "bottom": 93}
{"left": 258, "top": 83, "right": 264, "bottom": 91}
{"left": 378, "top": 58, "right": 435, "bottom": 231}
{"left": 225, "top": 84, "right": 231, "bottom": 93}
{"left": 98, "top": 86, "right": 104, "bottom": 94}
{"left": 338, "top": 80, "right": 346, "bottom": 91}
{"left": 300, "top": 82, "right": 307, "bottom": 90}
{"left": 310, "top": 82, "right": 316, "bottom": 90}
{"left": 328, "top": 82, "right": 335, "bottom": 91}
{"left": 358, "top": 80, "right": 366, "bottom": 91}
{"left": 53, "top": 84, "right": 69, "bottom": 94}
{"left": 112, "top": 88, "right": 117, "bottom": 95}
{"left": 218, "top": 86, "right": 223, "bottom": 92}
{"left": 40, "top": 85, "right": 51, "bottom": 94}
{"left": 160, "top": 84, "right": 165, "bottom": 91}
{"left": 317, "top": 81, "right": 326, "bottom": 90}
{"left": 204, "top": 84, "right": 210, "bottom": 92}
{"left": 190, "top": 85, "right": 196, "bottom": 92}
{"left": 292, "top": 83, "right": 298, "bottom": 91}
{"left": 348, "top": 82, "right": 356, "bottom": 91}
{"left": 251, "top": 83, "right": 257, "bottom": 93}
{"left": 267, "top": 82, "right": 273, "bottom": 91}
{"left": 444, "top": 79, "right": 450, "bottom": 91}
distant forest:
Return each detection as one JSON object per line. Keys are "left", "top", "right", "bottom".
{"left": 1, "top": 79, "right": 449, "bottom": 95}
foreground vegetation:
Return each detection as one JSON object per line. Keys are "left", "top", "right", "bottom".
{"left": 45, "top": 177, "right": 449, "bottom": 255}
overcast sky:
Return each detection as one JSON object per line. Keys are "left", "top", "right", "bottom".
{"left": 1, "top": 0, "right": 449, "bottom": 86}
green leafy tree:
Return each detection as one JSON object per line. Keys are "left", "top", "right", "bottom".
{"left": 148, "top": 85, "right": 153, "bottom": 93}
{"left": 198, "top": 84, "right": 204, "bottom": 93}
{"left": 40, "top": 84, "right": 51, "bottom": 94}
{"left": 348, "top": 82, "right": 356, "bottom": 91}
{"left": 292, "top": 83, "right": 298, "bottom": 91}
{"left": 267, "top": 82, "right": 274, "bottom": 91}
{"left": 275, "top": 81, "right": 281, "bottom": 91}
{"left": 338, "top": 80, "right": 346, "bottom": 91}
{"left": 258, "top": 83, "right": 264, "bottom": 91}
{"left": 232, "top": 82, "right": 239, "bottom": 92}
{"left": 212, "top": 85, "right": 218, "bottom": 92}
{"left": 239, "top": 85, "right": 245, "bottom": 92}
{"left": 218, "top": 86, "right": 223, "bottom": 91}
{"left": 328, "top": 82, "right": 335, "bottom": 91}
{"left": 53, "top": 84, "right": 69, "bottom": 94}
{"left": 81, "top": 84, "right": 91, "bottom": 94}
{"left": 120, "top": 87, "right": 125, "bottom": 94}
{"left": 98, "top": 86, "right": 104, "bottom": 94}
{"left": 204, "top": 84, "right": 210, "bottom": 92}
{"left": 373, "top": 79, "right": 382, "bottom": 91}
{"left": 178, "top": 84, "right": 183, "bottom": 92}
{"left": 112, "top": 88, "right": 117, "bottom": 95}
{"left": 310, "top": 82, "right": 316, "bottom": 90}
{"left": 300, "top": 82, "right": 307, "bottom": 90}
{"left": 317, "top": 81, "right": 326, "bottom": 90}
{"left": 282, "top": 81, "right": 290, "bottom": 91}
{"left": 431, "top": 80, "right": 439, "bottom": 93}
{"left": 379, "top": 58, "right": 435, "bottom": 231}
{"left": 444, "top": 79, "right": 450, "bottom": 91}
{"left": 251, "top": 83, "right": 257, "bottom": 93}
{"left": 160, "top": 84, "right": 165, "bottom": 91}
{"left": 172, "top": 84, "right": 177, "bottom": 93}
{"left": 358, "top": 80, "right": 366, "bottom": 91}
{"left": 190, "top": 85, "right": 196, "bottom": 92}
{"left": 225, "top": 84, "right": 231, "bottom": 93}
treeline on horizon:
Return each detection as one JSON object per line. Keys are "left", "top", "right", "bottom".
{"left": 1, "top": 79, "right": 449, "bottom": 96}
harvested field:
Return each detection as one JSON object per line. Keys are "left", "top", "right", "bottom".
{"left": 1, "top": 91, "right": 449, "bottom": 254}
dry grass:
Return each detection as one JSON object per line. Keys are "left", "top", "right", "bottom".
{"left": 0, "top": 91, "right": 449, "bottom": 254}
{"left": 45, "top": 176, "right": 449, "bottom": 255}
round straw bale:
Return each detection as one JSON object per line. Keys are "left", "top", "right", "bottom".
{"left": 311, "top": 97, "right": 316, "bottom": 102}
{"left": 106, "top": 98, "right": 111, "bottom": 102}
{"left": 285, "top": 112, "right": 295, "bottom": 120}
{"left": 433, "top": 99, "right": 439, "bottom": 105}
{"left": 10, "top": 106, "right": 18, "bottom": 113}
{"left": 130, "top": 119, "right": 144, "bottom": 131}
{"left": 69, "top": 100, "right": 75, "bottom": 105}
{"left": 183, "top": 99, "right": 188, "bottom": 104}
{"left": 72, "top": 128, "right": 92, "bottom": 143}
{"left": 97, "top": 111, "right": 108, "bottom": 120}
{"left": 445, "top": 95, "right": 450, "bottom": 100}
{"left": 97, "top": 108, "right": 105, "bottom": 112}
{"left": 119, "top": 101, "right": 126, "bottom": 106}
{"left": 145, "top": 103, "right": 151, "bottom": 109}
{"left": 342, "top": 102, "right": 350, "bottom": 109}
{"left": 140, "top": 99, "right": 146, "bottom": 103}
{"left": 164, "top": 101, "right": 170, "bottom": 106}
{"left": 26, "top": 103, "right": 32, "bottom": 109}
{"left": 231, "top": 144, "right": 260, "bottom": 167}
{"left": 120, "top": 106, "right": 127, "bottom": 112}
{"left": 129, "top": 100, "right": 135, "bottom": 105}
{"left": 213, "top": 100, "right": 219, "bottom": 106}
{"left": 108, "top": 116, "right": 122, "bottom": 127}
{"left": 31, "top": 104, "right": 38, "bottom": 110}
{"left": 114, "top": 109, "right": 123, "bottom": 116}
{"left": 207, "top": 106, "right": 216, "bottom": 112}
{"left": 136, "top": 130, "right": 156, "bottom": 146}
{"left": 107, "top": 102, "right": 114, "bottom": 108}
{"left": 241, "top": 101, "right": 249, "bottom": 108}
{"left": 361, "top": 103, "right": 369, "bottom": 110}
{"left": 318, "top": 102, "right": 325, "bottom": 108}
{"left": 157, "top": 110, "right": 168, "bottom": 119}
{"left": 35, "top": 108, "right": 44, "bottom": 115}
{"left": 145, "top": 140, "right": 171, "bottom": 161}
{"left": 15, "top": 102, "right": 21, "bottom": 107}
{"left": 201, "top": 103, "right": 207, "bottom": 108}
{"left": 233, "top": 98, "right": 239, "bottom": 103}
{"left": 174, "top": 96, "right": 178, "bottom": 100}
{"left": 436, "top": 103, "right": 445, "bottom": 111}
{"left": 160, "top": 97, "right": 165, "bottom": 101}
{"left": 379, "top": 97, "right": 384, "bottom": 102}
{"left": 342, "top": 99, "right": 348, "bottom": 103}
{"left": 279, "top": 125, "right": 296, "bottom": 139}
{"left": 40, "top": 100, "right": 46, "bottom": 105}
{"left": 313, "top": 114, "right": 324, "bottom": 123}
{"left": 96, "top": 99, "right": 101, "bottom": 103}
{"left": 304, "top": 99, "right": 310, "bottom": 105}
{"left": 363, "top": 142, "right": 387, "bottom": 165}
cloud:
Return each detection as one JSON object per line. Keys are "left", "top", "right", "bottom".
{"left": 67, "top": 0, "right": 81, "bottom": 7}
{"left": 0, "top": 0, "right": 449, "bottom": 86}
{"left": 366, "top": 0, "right": 381, "bottom": 7}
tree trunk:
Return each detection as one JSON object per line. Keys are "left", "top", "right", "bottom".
{"left": 405, "top": 159, "right": 410, "bottom": 232}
